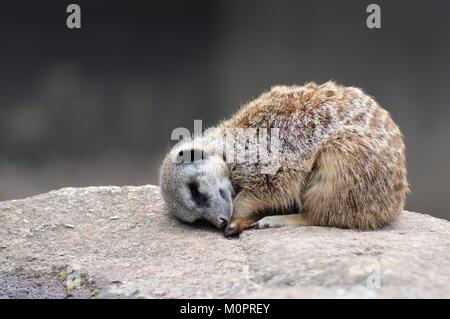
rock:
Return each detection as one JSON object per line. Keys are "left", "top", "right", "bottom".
{"left": 0, "top": 185, "right": 449, "bottom": 298}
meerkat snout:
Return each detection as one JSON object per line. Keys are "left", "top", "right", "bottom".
{"left": 159, "top": 142, "right": 235, "bottom": 229}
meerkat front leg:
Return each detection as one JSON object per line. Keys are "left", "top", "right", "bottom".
{"left": 251, "top": 213, "right": 311, "bottom": 229}
{"left": 224, "top": 191, "right": 265, "bottom": 237}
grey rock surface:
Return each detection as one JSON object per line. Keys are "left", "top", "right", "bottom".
{"left": 0, "top": 185, "right": 449, "bottom": 298}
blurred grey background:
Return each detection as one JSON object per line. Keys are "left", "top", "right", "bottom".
{"left": 0, "top": 0, "right": 449, "bottom": 220}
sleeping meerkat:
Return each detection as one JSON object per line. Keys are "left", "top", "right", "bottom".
{"left": 159, "top": 81, "right": 409, "bottom": 237}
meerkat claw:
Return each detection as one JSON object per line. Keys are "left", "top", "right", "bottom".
{"left": 250, "top": 220, "right": 269, "bottom": 229}
{"left": 251, "top": 217, "right": 274, "bottom": 229}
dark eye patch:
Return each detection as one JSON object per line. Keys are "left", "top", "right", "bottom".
{"left": 219, "top": 188, "right": 227, "bottom": 201}
{"left": 188, "top": 181, "right": 209, "bottom": 207}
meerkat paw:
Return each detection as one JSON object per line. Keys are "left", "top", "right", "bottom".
{"left": 224, "top": 218, "right": 255, "bottom": 238}
{"left": 224, "top": 222, "right": 241, "bottom": 238}
{"left": 251, "top": 216, "right": 286, "bottom": 229}
{"left": 251, "top": 214, "right": 310, "bottom": 229}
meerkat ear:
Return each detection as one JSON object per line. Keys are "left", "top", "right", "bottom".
{"left": 174, "top": 148, "right": 209, "bottom": 164}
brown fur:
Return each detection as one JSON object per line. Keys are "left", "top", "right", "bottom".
{"left": 221, "top": 81, "right": 409, "bottom": 236}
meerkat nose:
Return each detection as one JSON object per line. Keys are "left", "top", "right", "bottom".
{"left": 218, "top": 217, "right": 228, "bottom": 229}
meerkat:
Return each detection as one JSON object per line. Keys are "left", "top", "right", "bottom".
{"left": 159, "top": 81, "right": 409, "bottom": 237}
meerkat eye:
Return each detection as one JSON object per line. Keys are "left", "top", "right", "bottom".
{"left": 188, "top": 181, "right": 209, "bottom": 207}
{"left": 219, "top": 188, "right": 228, "bottom": 201}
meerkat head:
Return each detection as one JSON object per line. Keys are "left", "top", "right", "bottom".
{"left": 159, "top": 139, "right": 234, "bottom": 229}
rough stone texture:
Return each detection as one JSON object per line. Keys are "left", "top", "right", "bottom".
{"left": 0, "top": 185, "right": 449, "bottom": 299}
